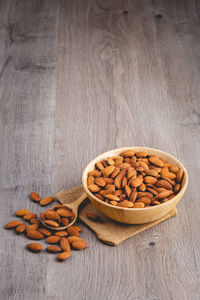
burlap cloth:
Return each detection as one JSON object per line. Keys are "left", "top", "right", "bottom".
{"left": 55, "top": 185, "right": 177, "bottom": 246}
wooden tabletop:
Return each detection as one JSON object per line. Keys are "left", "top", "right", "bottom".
{"left": 1, "top": 1, "right": 199, "bottom": 299}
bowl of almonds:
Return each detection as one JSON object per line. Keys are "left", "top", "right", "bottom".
{"left": 82, "top": 147, "right": 188, "bottom": 224}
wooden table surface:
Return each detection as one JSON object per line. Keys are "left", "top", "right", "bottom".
{"left": 1, "top": 1, "right": 199, "bottom": 299}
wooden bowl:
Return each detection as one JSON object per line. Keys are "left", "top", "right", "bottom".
{"left": 82, "top": 147, "right": 188, "bottom": 224}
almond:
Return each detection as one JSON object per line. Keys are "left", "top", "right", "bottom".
{"left": 67, "top": 236, "right": 82, "bottom": 244}
{"left": 24, "top": 213, "right": 37, "bottom": 221}
{"left": 152, "top": 200, "right": 161, "bottom": 205}
{"left": 120, "top": 150, "right": 135, "bottom": 157}
{"left": 46, "top": 236, "right": 61, "bottom": 244}
{"left": 5, "top": 220, "right": 21, "bottom": 229}
{"left": 30, "top": 218, "right": 40, "bottom": 224}
{"left": 146, "top": 170, "right": 159, "bottom": 177}
{"left": 38, "top": 228, "right": 51, "bottom": 236}
{"left": 135, "top": 152, "right": 147, "bottom": 158}
{"left": 156, "top": 190, "right": 173, "bottom": 199}
{"left": 72, "top": 240, "right": 88, "bottom": 250}
{"left": 131, "top": 176, "right": 143, "bottom": 188}
{"left": 103, "top": 166, "right": 115, "bottom": 177}
{"left": 127, "top": 168, "right": 137, "bottom": 180}
{"left": 103, "top": 177, "right": 114, "bottom": 184}
{"left": 156, "top": 180, "right": 172, "bottom": 190}
{"left": 27, "top": 243, "right": 43, "bottom": 252}
{"left": 95, "top": 162, "right": 104, "bottom": 171}
{"left": 15, "top": 223, "right": 26, "bottom": 234}
{"left": 85, "top": 211, "right": 100, "bottom": 221}
{"left": 107, "top": 157, "right": 115, "bottom": 165}
{"left": 61, "top": 218, "right": 69, "bottom": 226}
{"left": 67, "top": 227, "right": 80, "bottom": 237}
{"left": 115, "top": 157, "right": 124, "bottom": 166}
{"left": 169, "top": 165, "right": 179, "bottom": 174}
{"left": 70, "top": 226, "right": 82, "bottom": 232}
{"left": 56, "top": 208, "right": 74, "bottom": 218}
{"left": 130, "top": 190, "right": 137, "bottom": 202}
{"left": 57, "top": 251, "right": 71, "bottom": 261}
{"left": 26, "top": 224, "right": 39, "bottom": 232}
{"left": 95, "top": 177, "right": 106, "bottom": 187}
{"left": 174, "top": 184, "right": 181, "bottom": 193}
{"left": 105, "top": 194, "right": 120, "bottom": 201}
{"left": 136, "top": 197, "right": 151, "bottom": 205}
{"left": 30, "top": 192, "right": 41, "bottom": 202}
{"left": 55, "top": 231, "right": 68, "bottom": 237}
{"left": 87, "top": 176, "right": 95, "bottom": 185}
{"left": 46, "top": 245, "right": 61, "bottom": 253}
{"left": 15, "top": 209, "right": 31, "bottom": 217}
{"left": 26, "top": 230, "right": 44, "bottom": 240}
{"left": 176, "top": 169, "right": 183, "bottom": 183}
{"left": 133, "top": 202, "right": 145, "bottom": 208}
{"left": 139, "top": 183, "right": 146, "bottom": 192}
{"left": 45, "top": 210, "right": 60, "bottom": 221}
{"left": 111, "top": 167, "right": 120, "bottom": 178}
{"left": 110, "top": 201, "right": 118, "bottom": 206}
{"left": 43, "top": 220, "right": 60, "bottom": 227}
{"left": 139, "top": 161, "right": 149, "bottom": 171}
{"left": 121, "top": 176, "right": 127, "bottom": 188}
{"left": 149, "top": 156, "right": 164, "bottom": 167}
{"left": 137, "top": 192, "right": 153, "bottom": 199}
{"left": 125, "top": 185, "right": 131, "bottom": 198}
{"left": 88, "top": 170, "right": 101, "bottom": 177}
{"left": 40, "top": 197, "right": 54, "bottom": 206}
{"left": 118, "top": 200, "right": 134, "bottom": 208}
{"left": 60, "top": 237, "right": 70, "bottom": 251}
{"left": 88, "top": 184, "right": 101, "bottom": 193}
{"left": 118, "top": 163, "right": 131, "bottom": 169}
{"left": 144, "top": 176, "right": 157, "bottom": 184}
{"left": 40, "top": 212, "right": 46, "bottom": 221}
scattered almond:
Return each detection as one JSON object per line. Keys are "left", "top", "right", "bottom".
{"left": 30, "top": 192, "right": 41, "bottom": 202}
{"left": 27, "top": 243, "right": 43, "bottom": 252}
{"left": 40, "top": 197, "right": 54, "bottom": 206}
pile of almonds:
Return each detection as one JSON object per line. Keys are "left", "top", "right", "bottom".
{"left": 5, "top": 193, "right": 88, "bottom": 262}
{"left": 87, "top": 150, "right": 184, "bottom": 208}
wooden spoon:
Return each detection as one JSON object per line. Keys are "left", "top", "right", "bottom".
{"left": 41, "top": 192, "right": 87, "bottom": 231}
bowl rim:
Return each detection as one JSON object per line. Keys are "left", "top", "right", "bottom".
{"left": 82, "top": 147, "right": 188, "bottom": 211}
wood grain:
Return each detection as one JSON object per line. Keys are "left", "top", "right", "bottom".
{"left": 0, "top": 0, "right": 200, "bottom": 299}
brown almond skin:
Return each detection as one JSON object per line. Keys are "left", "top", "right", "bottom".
{"left": 72, "top": 240, "right": 88, "bottom": 250}
{"left": 176, "top": 169, "right": 183, "bottom": 183}
{"left": 45, "top": 210, "right": 60, "bottom": 221}
{"left": 135, "top": 152, "right": 147, "bottom": 158}
{"left": 156, "top": 190, "right": 173, "bottom": 199}
{"left": 57, "top": 251, "right": 71, "bottom": 261}
{"left": 133, "top": 202, "right": 145, "bottom": 208}
{"left": 88, "top": 184, "right": 101, "bottom": 193}
{"left": 149, "top": 156, "right": 164, "bottom": 167}
{"left": 61, "top": 218, "right": 69, "bottom": 226}
{"left": 43, "top": 220, "right": 60, "bottom": 227}
{"left": 156, "top": 180, "right": 172, "bottom": 190}
{"left": 120, "top": 150, "right": 135, "bottom": 157}
{"left": 26, "top": 224, "right": 39, "bottom": 232}
{"left": 30, "top": 218, "right": 40, "bottom": 224}
{"left": 5, "top": 220, "right": 21, "bottom": 229}
{"left": 26, "top": 230, "right": 44, "bottom": 240}
{"left": 27, "top": 243, "right": 43, "bottom": 252}
{"left": 67, "top": 227, "right": 80, "bottom": 237}
{"left": 95, "top": 161, "right": 104, "bottom": 171}
{"left": 46, "top": 245, "right": 61, "bottom": 253}
{"left": 131, "top": 177, "right": 143, "bottom": 188}
{"left": 15, "top": 209, "right": 31, "bottom": 217}
{"left": 60, "top": 237, "right": 70, "bottom": 251}
{"left": 136, "top": 197, "right": 151, "bottom": 205}
{"left": 174, "top": 184, "right": 181, "bottom": 193}
{"left": 85, "top": 211, "right": 100, "bottom": 221}
{"left": 38, "top": 228, "right": 51, "bottom": 236}
{"left": 87, "top": 176, "right": 95, "bottom": 186}
{"left": 55, "top": 231, "right": 68, "bottom": 237}
{"left": 67, "top": 236, "right": 82, "bottom": 244}
{"left": 46, "top": 236, "right": 61, "bottom": 244}
{"left": 144, "top": 176, "right": 157, "bottom": 185}
{"left": 30, "top": 192, "right": 41, "bottom": 202}
{"left": 40, "top": 212, "right": 46, "bottom": 221}
{"left": 95, "top": 177, "right": 106, "bottom": 187}
{"left": 56, "top": 209, "right": 73, "bottom": 218}
{"left": 15, "top": 223, "right": 26, "bottom": 234}
{"left": 118, "top": 200, "right": 134, "bottom": 208}
{"left": 24, "top": 213, "right": 37, "bottom": 221}
{"left": 103, "top": 166, "right": 115, "bottom": 177}
{"left": 40, "top": 197, "right": 54, "bottom": 206}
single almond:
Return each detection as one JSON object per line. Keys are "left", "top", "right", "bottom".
{"left": 15, "top": 223, "right": 26, "bottom": 234}
{"left": 57, "top": 251, "right": 71, "bottom": 261}
{"left": 105, "top": 194, "right": 120, "bottom": 201}
{"left": 15, "top": 209, "right": 31, "bottom": 217}
{"left": 45, "top": 210, "right": 60, "bottom": 221}
{"left": 121, "top": 176, "right": 127, "bottom": 189}
{"left": 95, "top": 177, "right": 106, "bottom": 187}
{"left": 67, "top": 236, "right": 82, "bottom": 244}
{"left": 67, "top": 227, "right": 80, "bottom": 237}
{"left": 43, "top": 220, "right": 60, "bottom": 228}
{"left": 137, "top": 192, "right": 153, "bottom": 199}
{"left": 55, "top": 231, "right": 68, "bottom": 237}
{"left": 146, "top": 170, "right": 159, "bottom": 177}
{"left": 30, "top": 218, "right": 40, "bottom": 224}
{"left": 149, "top": 156, "right": 164, "bottom": 167}
{"left": 30, "top": 192, "right": 41, "bottom": 202}
{"left": 26, "top": 224, "right": 39, "bottom": 232}
{"left": 27, "top": 243, "right": 43, "bottom": 252}
{"left": 60, "top": 237, "right": 70, "bottom": 251}
{"left": 87, "top": 176, "right": 95, "bottom": 186}
{"left": 38, "top": 228, "right": 51, "bottom": 236}
{"left": 85, "top": 211, "right": 100, "bottom": 221}
{"left": 46, "top": 236, "right": 61, "bottom": 244}
{"left": 56, "top": 208, "right": 74, "bottom": 218}
{"left": 136, "top": 197, "right": 151, "bottom": 205}
{"left": 176, "top": 169, "right": 183, "bottom": 183}
{"left": 46, "top": 245, "right": 61, "bottom": 253}
{"left": 115, "top": 157, "right": 124, "bottom": 166}
{"left": 40, "top": 197, "right": 54, "bottom": 206}
{"left": 24, "top": 213, "right": 37, "bottom": 221}
{"left": 26, "top": 230, "right": 44, "bottom": 240}
{"left": 72, "top": 240, "right": 88, "bottom": 250}
{"left": 118, "top": 163, "right": 131, "bottom": 169}
{"left": 120, "top": 150, "right": 135, "bottom": 157}
{"left": 169, "top": 165, "right": 179, "bottom": 174}
{"left": 156, "top": 180, "right": 172, "bottom": 190}
{"left": 156, "top": 190, "right": 173, "bottom": 199}
{"left": 130, "top": 190, "right": 137, "bottom": 202}
{"left": 5, "top": 220, "right": 21, "bottom": 229}
{"left": 103, "top": 166, "right": 115, "bottom": 177}
{"left": 40, "top": 212, "right": 46, "bottom": 221}
{"left": 174, "top": 184, "right": 181, "bottom": 193}
{"left": 61, "top": 218, "right": 69, "bottom": 226}
{"left": 95, "top": 161, "right": 104, "bottom": 171}
{"left": 144, "top": 176, "right": 157, "bottom": 184}
{"left": 118, "top": 200, "right": 134, "bottom": 208}
{"left": 133, "top": 202, "right": 145, "bottom": 208}
{"left": 111, "top": 166, "right": 120, "bottom": 178}
{"left": 127, "top": 168, "right": 137, "bottom": 180}
{"left": 131, "top": 176, "right": 143, "bottom": 188}
{"left": 88, "top": 184, "right": 101, "bottom": 193}
{"left": 125, "top": 185, "right": 131, "bottom": 198}
{"left": 152, "top": 200, "right": 161, "bottom": 205}
{"left": 103, "top": 177, "right": 114, "bottom": 184}
{"left": 139, "top": 183, "right": 146, "bottom": 192}
{"left": 88, "top": 169, "right": 101, "bottom": 177}
{"left": 135, "top": 152, "right": 147, "bottom": 158}
{"left": 107, "top": 157, "right": 115, "bottom": 165}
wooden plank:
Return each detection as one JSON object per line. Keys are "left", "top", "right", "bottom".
{"left": 0, "top": 0, "right": 200, "bottom": 299}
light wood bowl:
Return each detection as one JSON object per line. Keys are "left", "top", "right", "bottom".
{"left": 82, "top": 147, "right": 188, "bottom": 224}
